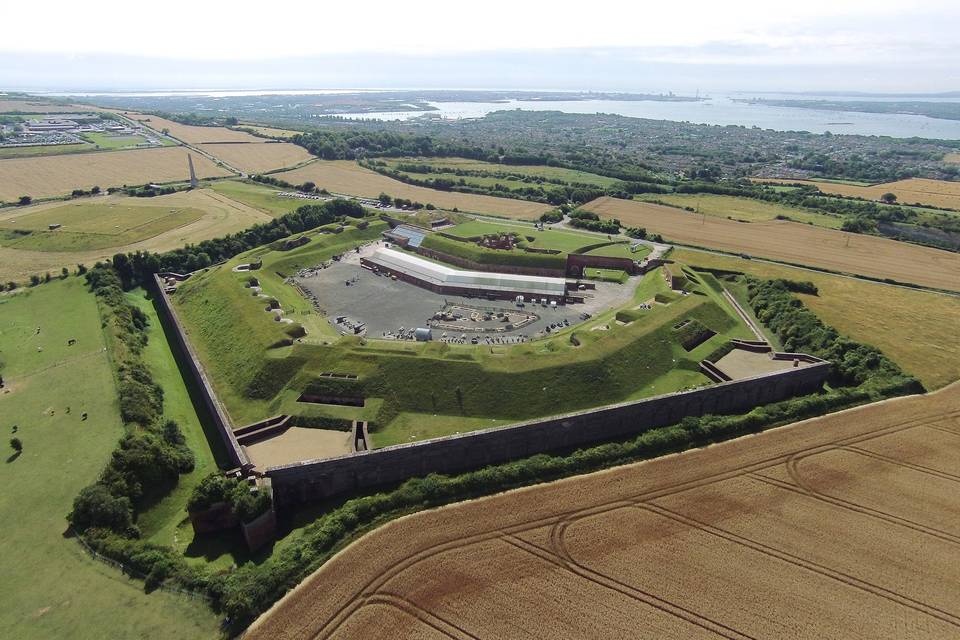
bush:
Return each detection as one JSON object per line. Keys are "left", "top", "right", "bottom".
{"left": 187, "top": 473, "right": 236, "bottom": 512}
{"left": 68, "top": 484, "right": 134, "bottom": 533}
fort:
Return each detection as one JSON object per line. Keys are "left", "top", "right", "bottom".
{"left": 152, "top": 270, "right": 830, "bottom": 508}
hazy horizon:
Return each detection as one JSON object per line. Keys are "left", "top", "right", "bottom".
{"left": 3, "top": 0, "right": 958, "bottom": 94}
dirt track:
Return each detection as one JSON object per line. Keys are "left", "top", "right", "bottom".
{"left": 583, "top": 196, "right": 960, "bottom": 292}
{"left": 248, "top": 382, "right": 960, "bottom": 640}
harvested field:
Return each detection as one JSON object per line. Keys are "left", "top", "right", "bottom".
{"left": 945, "top": 153, "right": 960, "bottom": 164}
{"left": 671, "top": 248, "right": 960, "bottom": 391}
{"left": 0, "top": 146, "right": 232, "bottom": 202}
{"left": 125, "top": 113, "right": 264, "bottom": 144}
{"left": 240, "top": 125, "right": 302, "bottom": 139}
{"left": 196, "top": 142, "right": 314, "bottom": 174}
{"left": 636, "top": 193, "right": 843, "bottom": 228}
{"left": 752, "top": 177, "right": 960, "bottom": 210}
{"left": 248, "top": 383, "right": 960, "bottom": 640}
{"left": 0, "top": 189, "right": 270, "bottom": 282}
{"left": 582, "top": 196, "right": 960, "bottom": 292}
{"left": 275, "top": 160, "right": 553, "bottom": 218}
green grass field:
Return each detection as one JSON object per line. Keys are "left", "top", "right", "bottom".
{"left": 585, "top": 267, "right": 628, "bottom": 283}
{"left": 382, "top": 157, "right": 619, "bottom": 188}
{"left": 0, "top": 278, "right": 219, "bottom": 640}
{"left": 208, "top": 179, "right": 306, "bottom": 218}
{"left": 80, "top": 132, "right": 159, "bottom": 150}
{"left": 125, "top": 289, "right": 227, "bottom": 554}
{"left": 420, "top": 233, "right": 567, "bottom": 270}
{"left": 635, "top": 193, "right": 845, "bottom": 229}
{"left": 0, "top": 201, "right": 205, "bottom": 252}
{"left": 443, "top": 218, "right": 616, "bottom": 254}
{"left": 372, "top": 412, "right": 511, "bottom": 448}
{"left": 583, "top": 242, "right": 652, "bottom": 259}
{"left": 173, "top": 221, "right": 388, "bottom": 424}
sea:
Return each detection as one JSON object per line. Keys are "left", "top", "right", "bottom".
{"left": 38, "top": 90, "right": 960, "bottom": 140}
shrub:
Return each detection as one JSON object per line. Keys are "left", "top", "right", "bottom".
{"left": 187, "top": 473, "right": 236, "bottom": 512}
{"left": 68, "top": 484, "right": 134, "bottom": 533}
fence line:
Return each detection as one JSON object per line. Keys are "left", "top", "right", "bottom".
{"left": 74, "top": 536, "right": 213, "bottom": 604}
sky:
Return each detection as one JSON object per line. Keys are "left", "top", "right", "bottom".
{"left": 1, "top": 0, "right": 958, "bottom": 92}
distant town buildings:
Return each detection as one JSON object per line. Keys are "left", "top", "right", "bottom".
{"left": 0, "top": 114, "right": 162, "bottom": 150}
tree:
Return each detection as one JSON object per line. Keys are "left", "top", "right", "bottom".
{"left": 378, "top": 193, "right": 393, "bottom": 205}
{"left": 18, "top": 195, "right": 31, "bottom": 206}
{"left": 60, "top": 267, "right": 69, "bottom": 279}
{"left": 10, "top": 437, "right": 22, "bottom": 453}
{"left": 224, "top": 116, "right": 239, "bottom": 126}
{"left": 880, "top": 192, "right": 897, "bottom": 204}
{"left": 90, "top": 186, "right": 101, "bottom": 195}
{"left": 68, "top": 484, "right": 133, "bottom": 533}
{"left": 299, "top": 181, "right": 316, "bottom": 193}
{"left": 29, "top": 275, "right": 41, "bottom": 287}
{"left": 76, "top": 264, "right": 87, "bottom": 275}
{"left": 5, "top": 281, "right": 16, "bottom": 291}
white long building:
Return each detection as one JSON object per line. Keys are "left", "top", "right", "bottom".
{"left": 361, "top": 248, "right": 568, "bottom": 301}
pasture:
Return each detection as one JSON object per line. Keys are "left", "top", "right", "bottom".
{"left": 671, "top": 248, "right": 960, "bottom": 390}
{"left": 0, "top": 201, "right": 205, "bottom": 251}
{"left": 0, "top": 146, "right": 233, "bottom": 202}
{"left": 636, "top": 193, "right": 844, "bottom": 228}
{"left": 196, "top": 141, "right": 314, "bottom": 174}
{"left": 753, "top": 177, "right": 960, "bottom": 211}
{"left": 247, "top": 383, "right": 960, "bottom": 640}
{"left": 0, "top": 189, "right": 271, "bottom": 282}
{"left": 80, "top": 131, "right": 166, "bottom": 150}
{"left": 0, "top": 279, "right": 219, "bottom": 640}
{"left": 274, "top": 160, "right": 553, "bottom": 218}
{"left": 583, "top": 196, "right": 960, "bottom": 292}
{"left": 209, "top": 179, "right": 306, "bottom": 217}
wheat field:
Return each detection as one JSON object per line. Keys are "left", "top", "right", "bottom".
{"left": 275, "top": 160, "right": 553, "bottom": 218}
{"left": 248, "top": 384, "right": 960, "bottom": 640}
{"left": 583, "top": 196, "right": 960, "bottom": 291}
{"left": 0, "top": 147, "right": 232, "bottom": 201}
